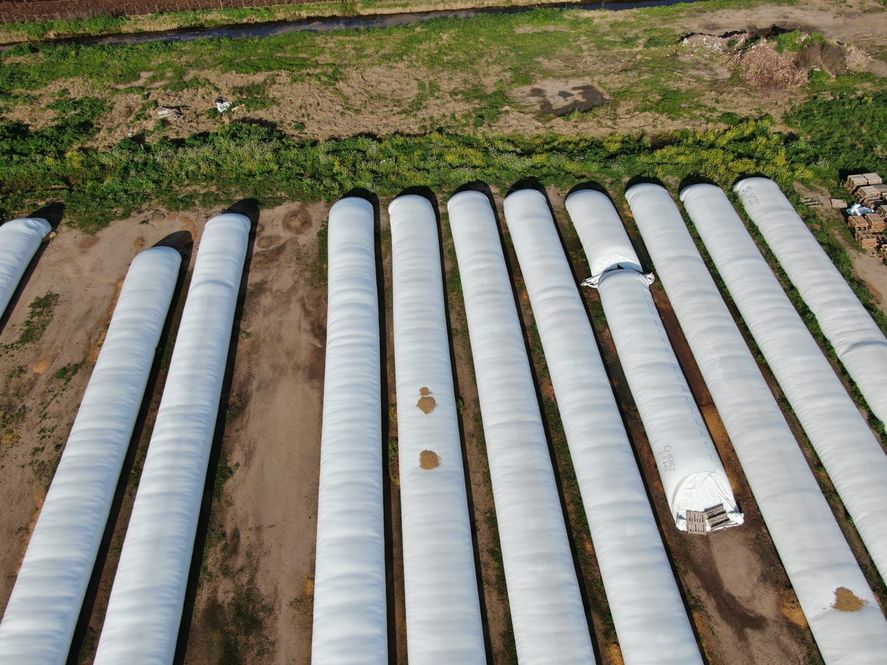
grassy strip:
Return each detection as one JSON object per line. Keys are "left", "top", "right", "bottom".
{"left": 1, "top": 89, "right": 883, "bottom": 232}
{"left": 3, "top": 8, "right": 683, "bottom": 92}
{"left": 0, "top": 0, "right": 794, "bottom": 44}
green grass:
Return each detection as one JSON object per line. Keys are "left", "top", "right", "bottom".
{"left": 213, "top": 446, "right": 240, "bottom": 500}
{"left": 785, "top": 90, "right": 887, "bottom": 178}
{"left": 775, "top": 29, "right": 827, "bottom": 53}
{"left": 2, "top": 292, "right": 59, "bottom": 351}
{"left": 4, "top": 89, "right": 884, "bottom": 231}
{"left": 0, "top": 399, "right": 27, "bottom": 436}
{"left": 53, "top": 360, "right": 84, "bottom": 383}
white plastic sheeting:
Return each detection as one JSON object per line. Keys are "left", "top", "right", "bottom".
{"left": 681, "top": 183, "right": 887, "bottom": 583}
{"left": 389, "top": 195, "right": 485, "bottom": 665}
{"left": 628, "top": 182, "right": 887, "bottom": 665}
{"left": 0, "top": 247, "right": 181, "bottom": 665}
{"left": 736, "top": 177, "right": 887, "bottom": 426}
{"left": 565, "top": 190, "right": 742, "bottom": 533}
{"left": 502, "top": 188, "right": 703, "bottom": 665}
{"left": 311, "top": 197, "right": 387, "bottom": 665}
{"left": 0, "top": 217, "right": 52, "bottom": 318}
{"left": 447, "top": 190, "right": 594, "bottom": 665}
{"left": 94, "top": 213, "right": 251, "bottom": 665}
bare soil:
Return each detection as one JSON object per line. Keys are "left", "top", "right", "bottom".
{"left": 178, "top": 201, "right": 330, "bottom": 665}
{"left": 512, "top": 78, "right": 609, "bottom": 117}
{"left": 85, "top": 63, "right": 483, "bottom": 147}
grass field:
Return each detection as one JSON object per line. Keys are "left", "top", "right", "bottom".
{"left": 0, "top": 0, "right": 884, "bottom": 231}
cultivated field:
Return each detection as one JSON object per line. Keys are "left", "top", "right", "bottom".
{"left": 1, "top": 0, "right": 886, "bottom": 663}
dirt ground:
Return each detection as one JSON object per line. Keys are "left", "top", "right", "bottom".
{"left": 3, "top": 182, "right": 887, "bottom": 665}
{"left": 90, "top": 63, "right": 485, "bottom": 148}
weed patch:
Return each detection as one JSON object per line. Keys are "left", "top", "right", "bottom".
{"left": 2, "top": 292, "right": 59, "bottom": 351}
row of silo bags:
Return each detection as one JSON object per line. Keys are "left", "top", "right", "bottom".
{"left": 0, "top": 213, "right": 253, "bottom": 665}
{"left": 313, "top": 181, "right": 887, "bottom": 665}
{"left": 314, "top": 190, "right": 719, "bottom": 665}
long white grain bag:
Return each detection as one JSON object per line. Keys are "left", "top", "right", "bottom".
{"left": 311, "top": 197, "right": 387, "bottom": 665}
{"left": 736, "top": 177, "right": 887, "bottom": 425}
{"left": 0, "top": 216, "right": 52, "bottom": 318}
{"left": 681, "top": 183, "right": 887, "bottom": 582}
{"left": 0, "top": 246, "right": 181, "bottom": 665}
{"left": 503, "top": 188, "right": 702, "bottom": 665}
{"left": 629, "top": 182, "right": 887, "bottom": 665}
{"left": 564, "top": 190, "right": 742, "bottom": 534}
{"left": 448, "top": 190, "right": 594, "bottom": 665}
{"left": 389, "top": 194, "right": 485, "bottom": 665}
{"left": 93, "top": 212, "right": 251, "bottom": 664}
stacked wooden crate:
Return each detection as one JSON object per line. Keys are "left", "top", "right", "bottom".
{"left": 846, "top": 173, "right": 872, "bottom": 192}
{"left": 858, "top": 184, "right": 887, "bottom": 207}
{"left": 844, "top": 173, "right": 887, "bottom": 257}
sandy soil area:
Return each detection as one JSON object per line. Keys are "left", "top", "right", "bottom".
{"left": 3, "top": 182, "right": 887, "bottom": 665}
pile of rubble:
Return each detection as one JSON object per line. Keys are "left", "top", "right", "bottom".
{"left": 835, "top": 173, "right": 887, "bottom": 258}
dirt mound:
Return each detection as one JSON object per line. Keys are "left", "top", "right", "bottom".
{"left": 681, "top": 30, "right": 754, "bottom": 52}
{"left": 681, "top": 25, "right": 879, "bottom": 89}
{"left": 735, "top": 43, "right": 807, "bottom": 90}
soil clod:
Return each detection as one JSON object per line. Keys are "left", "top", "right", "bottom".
{"left": 419, "top": 450, "right": 440, "bottom": 470}
{"left": 832, "top": 587, "right": 867, "bottom": 612}
{"left": 416, "top": 387, "right": 436, "bottom": 414}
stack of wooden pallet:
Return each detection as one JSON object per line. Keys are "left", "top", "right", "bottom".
{"left": 844, "top": 173, "right": 887, "bottom": 257}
